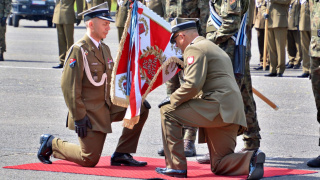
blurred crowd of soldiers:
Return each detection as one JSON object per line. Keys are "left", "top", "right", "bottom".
{"left": 1, "top": 0, "right": 320, "bottom": 170}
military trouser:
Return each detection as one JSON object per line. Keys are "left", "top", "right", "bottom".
{"left": 0, "top": 24, "right": 6, "bottom": 53}
{"left": 165, "top": 71, "right": 198, "bottom": 141}
{"left": 56, "top": 24, "right": 74, "bottom": 66}
{"left": 256, "top": 28, "right": 269, "bottom": 66}
{"left": 267, "top": 27, "right": 288, "bottom": 74}
{"left": 300, "top": 31, "right": 311, "bottom": 74}
{"left": 287, "top": 30, "right": 302, "bottom": 66}
{"left": 216, "top": 33, "right": 261, "bottom": 150}
{"left": 310, "top": 57, "right": 320, "bottom": 124}
{"left": 165, "top": 0, "right": 209, "bottom": 36}
{"left": 160, "top": 104, "right": 253, "bottom": 174}
{"left": 52, "top": 105, "right": 149, "bottom": 167}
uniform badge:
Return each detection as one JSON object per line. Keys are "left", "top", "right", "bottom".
{"left": 69, "top": 58, "right": 76, "bottom": 68}
{"left": 84, "top": 50, "right": 88, "bottom": 56}
{"left": 108, "top": 59, "right": 113, "bottom": 63}
{"left": 187, "top": 56, "right": 194, "bottom": 65}
{"left": 229, "top": 0, "right": 237, "bottom": 10}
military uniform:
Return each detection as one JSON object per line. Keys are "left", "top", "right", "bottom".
{"left": 159, "top": 33, "right": 256, "bottom": 176}
{"left": 306, "top": 0, "right": 320, "bottom": 168}
{"left": 206, "top": 0, "right": 261, "bottom": 150}
{"left": 146, "top": 0, "right": 165, "bottom": 17}
{"left": 254, "top": 0, "right": 269, "bottom": 68}
{"left": 51, "top": 34, "right": 149, "bottom": 166}
{"left": 287, "top": 0, "right": 302, "bottom": 67}
{"left": 165, "top": 0, "right": 209, "bottom": 36}
{"left": 299, "top": 0, "right": 311, "bottom": 76}
{"left": 264, "top": 0, "right": 291, "bottom": 75}
{"left": 52, "top": 0, "right": 83, "bottom": 67}
{"left": 0, "top": 0, "right": 11, "bottom": 61}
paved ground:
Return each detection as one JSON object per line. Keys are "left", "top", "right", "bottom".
{"left": 0, "top": 19, "right": 320, "bottom": 180}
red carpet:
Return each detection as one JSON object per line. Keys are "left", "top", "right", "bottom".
{"left": 3, "top": 156, "right": 317, "bottom": 179}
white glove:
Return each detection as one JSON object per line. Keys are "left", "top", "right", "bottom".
{"left": 117, "top": 0, "right": 124, "bottom": 6}
{"left": 86, "top": 0, "right": 92, "bottom": 3}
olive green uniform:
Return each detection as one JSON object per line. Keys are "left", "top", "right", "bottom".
{"left": 254, "top": 0, "right": 269, "bottom": 66}
{"left": 146, "top": 0, "right": 165, "bottom": 17}
{"left": 52, "top": 0, "right": 83, "bottom": 66}
{"left": 299, "top": 0, "right": 311, "bottom": 74}
{"left": 206, "top": 0, "right": 261, "bottom": 150}
{"left": 0, "top": 0, "right": 11, "bottom": 56}
{"left": 264, "top": 0, "right": 291, "bottom": 74}
{"left": 309, "top": 0, "right": 320, "bottom": 124}
{"left": 287, "top": 0, "right": 302, "bottom": 67}
{"left": 52, "top": 34, "right": 149, "bottom": 167}
{"left": 160, "top": 36, "right": 253, "bottom": 174}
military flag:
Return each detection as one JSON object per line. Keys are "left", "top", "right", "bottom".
{"left": 111, "top": 1, "right": 182, "bottom": 129}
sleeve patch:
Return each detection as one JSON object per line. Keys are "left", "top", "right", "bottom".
{"left": 187, "top": 56, "right": 194, "bottom": 65}
{"left": 69, "top": 58, "right": 76, "bottom": 68}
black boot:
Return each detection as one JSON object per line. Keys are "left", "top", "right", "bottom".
{"left": 0, "top": 52, "right": 3, "bottom": 61}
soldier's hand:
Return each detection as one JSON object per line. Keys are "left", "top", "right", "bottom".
{"left": 176, "top": 56, "right": 184, "bottom": 70}
{"left": 1, "top": 17, "right": 7, "bottom": 27}
{"left": 263, "top": 13, "right": 269, "bottom": 19}
{"left": 74, "top": 115, "right": 92, "bottom": 138}
{"left": 158, "top": 97, "right": 170, "bottom": 108}
{"left": 76, "top": 19, "right": 81, "bottom": 26}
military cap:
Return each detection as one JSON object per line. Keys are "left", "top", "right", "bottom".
{"left": 170, "top": 18, "right": 199, "bottom": 44}
{"left": 78, "top": 2, "right": 114, "bottom": 22}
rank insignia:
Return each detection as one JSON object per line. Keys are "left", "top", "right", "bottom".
{"left": 69, "top": 58, "right": 76, "bottom": 68}
{"left": 187, "top": 56, "right": 194, "bottom": 65}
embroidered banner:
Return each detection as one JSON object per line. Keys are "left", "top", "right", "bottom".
{"left": 111, "top": 1, "right": 182, "bottom": 129}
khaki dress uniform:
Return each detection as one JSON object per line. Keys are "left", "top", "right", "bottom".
{"left": 254, "top": 0, "right": 269, "bottom": 67}
{"left": 52, "top": 34, "right": 149, "bottom": 167}
{"left": 0, "top": 0, "right": 11, "bottom": 59}
{"left": 161, "top": 36, "right": 254, "bottom": 174}
{"left": 265, "top": 0, "right": 291, "bottom": 74}
{"left": 309, "top": 0, "right": 320, "bottom": 123}
{"left": 287, "top": 0, "right": 302, "bottom": 67}
{"left": 52, "top": 0, "right": 83, "bottom": 66}
{"left": 299, "top": 0, "right": 311, "bottom": 74}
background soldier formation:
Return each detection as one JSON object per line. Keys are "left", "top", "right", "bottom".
{"left": 0, "top": 0, "right": 11, "bottom": 61}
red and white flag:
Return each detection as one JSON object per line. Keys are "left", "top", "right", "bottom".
{"left": 111, "top": 1, "right": 182, "bottom": 129}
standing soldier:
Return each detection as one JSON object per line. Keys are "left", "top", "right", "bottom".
{"left": 286, "top": 0, "right": 302, "bottom": 69}
{"left": 52, "top": 0, "right": 83, "bottom": 68}
{"left": 297, "top": 0, "right": 311, "bottom": 78}
{"left": 264, "top": 0, "right": 291, "bottom": 77}
{"left": 0, "top": 0, "right": 11, "bottom": 61}
{"left": 197, "top": 0, "right": 263, "bottom": 164}
{"left": 254, "top": 0, "right": 270, "bottom": 71}
{"left": 306, "top": 0, "right": 320, "bottom": 168}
